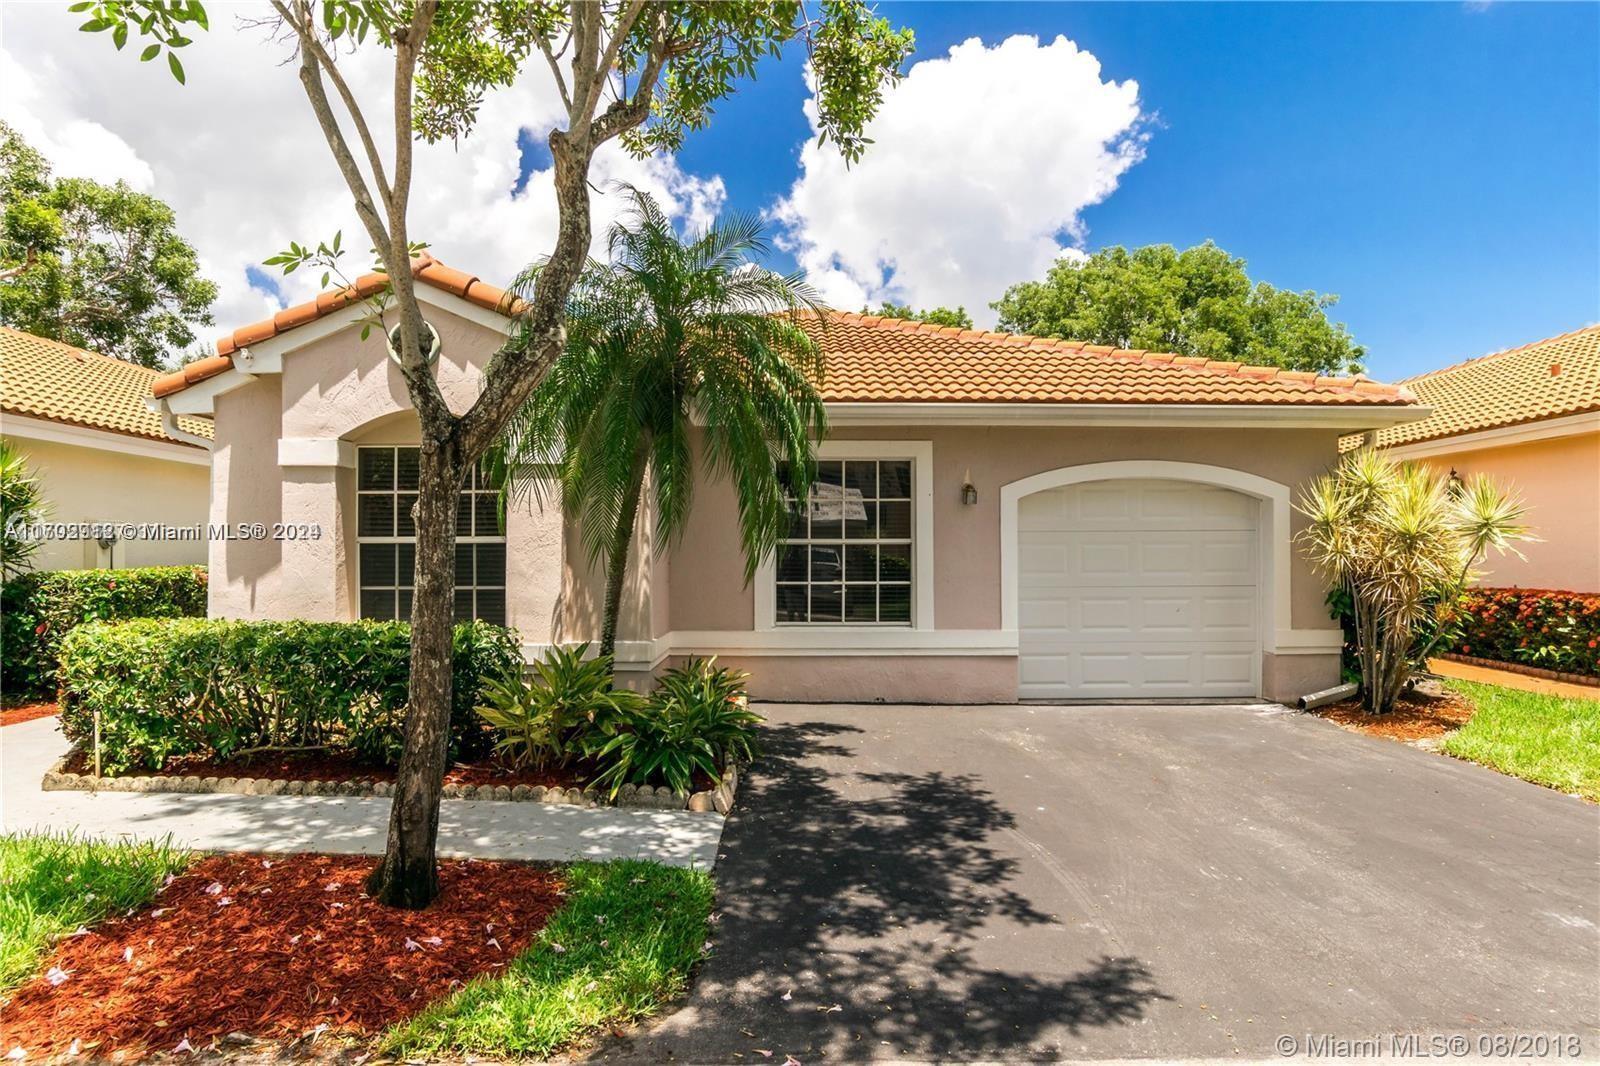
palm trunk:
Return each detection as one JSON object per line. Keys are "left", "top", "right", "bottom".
{"left": 367, "top": 436, "right": 463, "bottom": 909}
{"left": 599, "top": 443, "right": 649, "bottom": 662}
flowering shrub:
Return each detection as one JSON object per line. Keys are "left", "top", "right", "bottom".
{"left": 1447, "top": 588, "right": 1600, "bottom": 678}
{"left": 1, "top": 566, "right": 209, "bottom": 698}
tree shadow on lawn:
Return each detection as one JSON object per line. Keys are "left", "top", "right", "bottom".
{"left": 589, "top": 719, "right": 1168, "bottom": 1062}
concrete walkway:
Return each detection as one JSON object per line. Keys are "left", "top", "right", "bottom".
{"left": 0, "top": 717, "right": 723, "bottom": 868}
{"left": 1429, "top": 656, "right": 1600, "bottom": 700}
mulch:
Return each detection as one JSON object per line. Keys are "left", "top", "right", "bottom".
{"left": 1311, "top": 686, "right": 1477, "bottom": 742}
{"left": 59, "top": 748, "right": 609, "bottom": 792}
{"left": 0, "top": 702, "right": 58, "bottom": 728}
{"left": 0, "top": 853, "right": 564, "bottom": 1060}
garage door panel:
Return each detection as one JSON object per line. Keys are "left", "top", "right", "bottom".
{"left": 1016, "top": 479, "right": 1261, "bottom": 699}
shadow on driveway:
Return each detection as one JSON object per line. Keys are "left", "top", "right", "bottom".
{"left": 590, "top": 719, "right": 1167, "bottom": 1062}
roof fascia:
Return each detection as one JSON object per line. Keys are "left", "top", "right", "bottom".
{"left": 822, "top": 402, "right": 1431, "bottom": 430}
{"left": 2, "top": 411, "right": 210, "bottom": 465}
{"left": 1386, "top": 409, "right": 1600, "bottom": 459}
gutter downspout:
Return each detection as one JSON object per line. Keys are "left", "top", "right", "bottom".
{"left": 156, "top": 398, "right": 214, "bottom": 451}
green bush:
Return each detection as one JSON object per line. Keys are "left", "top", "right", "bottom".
{"left": 474, "top": 643, "right": 644, "bottom": 769}
{"left": 57, "top": 618, "right": 518, "bottom": 774}
{"left": 1448, "top": 588, "right": 1600, "bottom": 678}
{"left": 590, "top": 658, "right": 760, "bottom": 798}
{"left": 1, "top": 565, "right": 208, "bottom": 699}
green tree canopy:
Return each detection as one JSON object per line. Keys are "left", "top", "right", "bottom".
{"left": 991, "top": 241, "right": 1365, "bottom": 375}
{"left": 0, "top": 122, "right": 217, "bottom": 369}
{"left": 866, "top": 300, "right": 973, "bottom": 330}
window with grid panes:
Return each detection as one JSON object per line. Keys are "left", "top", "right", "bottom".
{"left": 356, "top": 447, "right": 507, "bottom": 625}
{"left": 774, "top": 458, "right": 913, "bottom": 624}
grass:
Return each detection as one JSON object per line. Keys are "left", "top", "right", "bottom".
{"left": 0, "top": 832, "right": 191, "bottom": 994}
{"left": 1442, "top": 680, "right": 1600, "bottom": 801}
{"left": 384, "top": 859, "right": 715, "bottom": 1058}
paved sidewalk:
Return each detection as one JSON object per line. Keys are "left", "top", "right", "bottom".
{"left": 0, "top": 717, "right": 723, "bottom": 868}
{"left": 1429, "top": 656, "right": 1600, "bottom": 700}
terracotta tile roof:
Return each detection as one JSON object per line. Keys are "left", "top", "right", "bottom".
{"left": 1, "top": 327, "right": 212, "bottom": 446}
{"left": 152, "top": 254, "right": 520, "bottom": 398}
{"left": 798, "top": 311, "right": 1416, "bottom": 406}
{"left": 1359, "top": 324, "right": 1600, "bottom": 448}
{"left": 157, "top": 254, "right": 1416, "bottom": 408}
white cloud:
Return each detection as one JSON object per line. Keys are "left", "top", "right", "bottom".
{"left": 0, "top": 5, "right": 724, "bottom": 360}
{"left": 773, "top": 34, "right": 1146, "bottom": 325}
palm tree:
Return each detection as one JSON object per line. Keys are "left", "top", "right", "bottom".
{"left": 492, "top": 187, "right": 828, "bottom": 660}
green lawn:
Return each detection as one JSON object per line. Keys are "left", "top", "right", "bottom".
{"left": 0, "top": 832, "right": 191, "bottom": 994}
{"left": 385, "top": 858, "right": 715, "bottom": 1059}
{"left": 1443, "top": 681, "right": 1600, "bottom": 801}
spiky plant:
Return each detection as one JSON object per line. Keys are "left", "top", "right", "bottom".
{"left": 490, "top": 187, "right": 827, "bottom": 660}
{"left": 1297, "top": 448, "right": 1531, "bottom": 713}
{"left": 0, "top": 439, "right": 47, "bottom": 581}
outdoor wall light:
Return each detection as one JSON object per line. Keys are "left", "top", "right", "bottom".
{"left": 961, "top": 468, "right": 978, "bottom": 506}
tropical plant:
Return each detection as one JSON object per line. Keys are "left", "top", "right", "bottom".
{"left": 1297, "top": 449, "right": 1531, "bottom": 713}
{"left": 491, "top": 188, "right": 829, "bottom": 660}
{"left": 0, "top": 439, "right": 47, "bottom": 581}
{"left": 589, "top": 659, "right": 761, "bottom": 799}
{"left": 475, "top": 644, "right": 643, "bottom": 769}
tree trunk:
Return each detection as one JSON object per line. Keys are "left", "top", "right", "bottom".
{"left": 367, "top": 433, "right": 463, "bottom": 909}
{"left": 599, "top": 444, "right": 649, "bottom": 661}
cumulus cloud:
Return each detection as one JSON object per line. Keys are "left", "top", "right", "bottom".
{"left": 773, "top": 34, "right": 1146, "bottom": 325}
{"left": 0, "top": 5, "right": 724, "bottom": 356}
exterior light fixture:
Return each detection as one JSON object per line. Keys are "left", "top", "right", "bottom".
{"left": 961, "top": 468, "right": 978, "bottom": 506}
{"left": 1447, "top": 468, "right": 1464, "bottom": 498}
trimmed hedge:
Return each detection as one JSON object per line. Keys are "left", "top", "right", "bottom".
{"left": 58, "top": 618, "right": 519, "bottom": 774}
{"left": 1448, "top": 588, "right": 1600, "bottom": 679}
{"left": 1, "top": 566, "right": 209, "bottom": 699}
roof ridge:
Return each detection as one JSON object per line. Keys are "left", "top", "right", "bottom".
{"left": 823, "top": 310, "right": 1409, "bottom": 400}
{"left": 1399, "top": 322, "right": 1600, "bottom": 383}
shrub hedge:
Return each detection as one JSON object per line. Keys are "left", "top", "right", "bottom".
{"left": 1, "top": 566, "right": 209, "bottom": 698}
{"left": 1448, "top": 588, "right": 1600, "bottom": 679}
{"left": 57, "top": 618, "right": 519, "bottom": 774}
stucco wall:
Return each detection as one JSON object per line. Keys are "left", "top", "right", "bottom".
{"left": 4, "top": 434, "right": 209, "bottom": 570}
{"left": 1407, "top": 431, "right": 1600, "bottom": 593}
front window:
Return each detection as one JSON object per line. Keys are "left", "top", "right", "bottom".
{"left": 775, "top": 458, "right": 913, "bottom": 624}
{"left": 356, "top": 446, "right": 507, "bottom": 625}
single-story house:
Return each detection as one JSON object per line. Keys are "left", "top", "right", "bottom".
{"left": 1357, "top": 324, "right": 1599, "bottom": 594}
{"left": 1, "top": 327, "right": 211, "bottom": 570}
{"left": 149, "top": 256, "right": 1425, "bottom": 704}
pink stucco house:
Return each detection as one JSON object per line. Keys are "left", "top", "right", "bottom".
{"left": 147, "top": 257, "right": 1426, "bottom": 704}
{"left": 1362, "top": 325, "right": 1599, "bottom": 594}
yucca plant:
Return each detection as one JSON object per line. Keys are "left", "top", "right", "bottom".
{"left": 1, "top": 439, "right": 47, "bottom": 581}
{"left": 474, "top": 644, "right": 643, "bottom": 769}
{"left": 1297, "top": 448, "right": 1531, "bottom": 713}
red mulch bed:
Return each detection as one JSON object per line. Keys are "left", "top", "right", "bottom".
{"left": 0, "top": 702, "right": 58, "bottom": 728}
{"left": 60, "top": 748, "right": 718, "bottom": 794}
{"left": 0, "top": 853, "right": 563, "bottom": 1059}
{"left": 1311, "top": 687, "right": 1477, "bottom": 742}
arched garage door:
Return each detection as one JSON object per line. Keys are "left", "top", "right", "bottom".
{"left": 1017, "top": 479, "right": 1261, "bottom": 699}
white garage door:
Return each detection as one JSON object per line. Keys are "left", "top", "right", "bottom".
{"left": 1017, "top": 479, "right": 1261, "bottom": 699}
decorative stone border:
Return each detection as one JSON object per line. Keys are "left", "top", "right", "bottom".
{"left": 41, "top": 748, "right": 740, "bottom": 815}
{"left": 1434, "top": 653, "right": 1600, "bottom": 688}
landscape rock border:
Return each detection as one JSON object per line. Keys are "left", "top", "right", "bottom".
{"left": 1435, "top": 652, "right": 1599, "bottom": 688}
{"left": 41, "top": 748, "right": 739, "bottom": 815}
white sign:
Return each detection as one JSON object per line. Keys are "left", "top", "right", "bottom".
{"left": 807, "top": 483, "right": 868, "bottom": 522}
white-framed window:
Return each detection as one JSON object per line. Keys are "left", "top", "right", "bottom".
{"left": 756, "top": 440, "right": 934, "bottom": 631}
{"left": 356, "top": 446, "right": 507, "bottom": 625}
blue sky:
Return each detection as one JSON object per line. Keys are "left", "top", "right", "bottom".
{"left": 658, "top": 1, "right": 1600, "bottom": 381}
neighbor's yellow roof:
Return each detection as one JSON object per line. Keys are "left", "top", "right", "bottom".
{"left": 0, "top": 327, "right": 213, "bottom": 446}
{"left": 1369, "top": 324, "right": 1600, "bottom": 448}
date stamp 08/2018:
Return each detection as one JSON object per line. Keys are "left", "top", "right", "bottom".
{"left": 1275, "top": 1033, "right": 1588, "bottom": 1059}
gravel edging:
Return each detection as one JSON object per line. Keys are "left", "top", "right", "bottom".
{"left": 40, "top": 748, "right": 739, "bottom": 814}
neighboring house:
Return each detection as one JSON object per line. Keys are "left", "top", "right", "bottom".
{"left": 1, "top": 327, "right": 212, "bottom": 570}
{"left": 150, "top": 256, "right": 1425, "bottom": 704}
{"left": 1361, "top": 325, "right": 1600, "bottom": 594}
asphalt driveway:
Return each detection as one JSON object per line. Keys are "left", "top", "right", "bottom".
{"left": 592, "top": 702, "right": 1599, "bottom": 1062}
